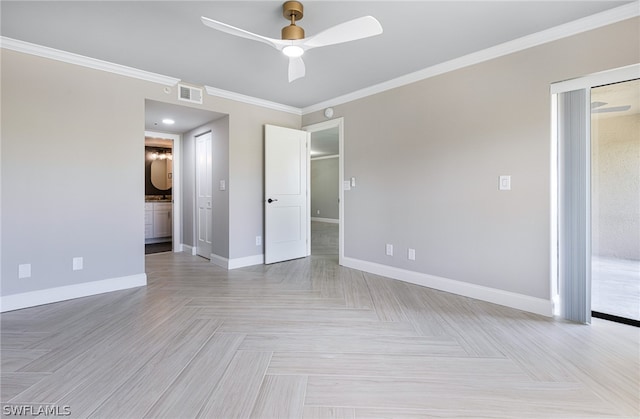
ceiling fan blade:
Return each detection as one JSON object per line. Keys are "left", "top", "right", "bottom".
{"left": 303, "top": 16, "right": 383, "bottom": 49}
{"left": 201, "top": 16, "right": 285, "bottom": 50}
{"left": 288, "top": 56, "right": 306, "bottom": 82}
{"left": 591, "top": 105, "right": 631, "bottom": 113}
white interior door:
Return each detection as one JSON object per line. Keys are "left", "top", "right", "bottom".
{"left": 265, "top": 124, "right": 309, "bottom": 264}
{"left": 196, "top": 132, "right": 212, "bottom": 259}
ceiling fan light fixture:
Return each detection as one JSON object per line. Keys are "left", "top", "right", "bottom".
{"left": 283, "top": 45, "right": 304, "bottom": 57}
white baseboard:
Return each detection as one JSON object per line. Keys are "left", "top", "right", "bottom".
{"left": 210, "top": 253, "right": 229, "bottom": 269}
{"left": 311, "top": 217, "right": 339, "bottom": 224}
{"left": 210, "top": 253, "right": 264, "bottom": 270}
{"left": 342, "top": 257, "right": 553, "bottom": 317}
{"left": 182, "top": 244, "right": 197, "bottom": 256}
{"left": 0, "top": 274, "right": 147, "bottom": 313}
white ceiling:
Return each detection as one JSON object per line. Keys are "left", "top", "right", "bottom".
{"left": 2, "top": 1, "right": 634, "bottom": 109}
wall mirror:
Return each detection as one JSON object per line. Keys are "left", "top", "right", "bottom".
{"left": 151, "top": 158, "right": 172, "bottom": 190}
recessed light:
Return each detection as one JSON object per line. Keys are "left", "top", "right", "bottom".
{"left": 162, "top": 118, "right": 175, "bottom": 125}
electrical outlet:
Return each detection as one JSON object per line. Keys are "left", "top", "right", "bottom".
{"left": 256, "top": 236, "right": 262, "bottom": 246}
{"left": 73, "top": 257, "right": 83, "bottom": 271}
{"left": 408, "top": 248, "right": 416, "bottom": 261}
{"left": 385, "top": 244, "right": 393, "bottom": 256}
{"left": 316, "top": 209, "right": 320, "bottom": 215}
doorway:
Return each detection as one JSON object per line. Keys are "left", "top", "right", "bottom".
{"left": 144, "top": 131, "right": 180, "bottom": 255}
{"left": 304, "top": 118, "right": 344, "bottom": 264}
{"left": 590, "top": 79, "right": 640, "bottom": 325}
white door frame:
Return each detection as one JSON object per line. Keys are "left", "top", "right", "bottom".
{"left": 303, "top": 117, "right": 345, "bottom": 265}
{"left": 550, "top": 63, "right": 640, "bottom": 320}
{"left": 145, "top": 130, "right": 181, "bottom": 253}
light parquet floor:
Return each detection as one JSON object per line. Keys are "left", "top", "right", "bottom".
{"left": 1, "top": 228, "right": 639, "bottom": 418}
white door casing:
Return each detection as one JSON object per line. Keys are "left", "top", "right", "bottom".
{"left": 196, "top": 132, "right": 212, "bottom": 259}
{"left": 264, "top": 124, "right": 310, "bottom": 264}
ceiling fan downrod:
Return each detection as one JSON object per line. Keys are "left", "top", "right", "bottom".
{"left": 282, "top": 1, "right": 305, "bottom": 40}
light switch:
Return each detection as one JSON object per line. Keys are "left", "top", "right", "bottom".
{"left": 73, "top": 257, "right": 83, "bottom": 271}
{"left": 351, "top": 177, "right": 356, "bottom": 187}
{"left": 385, "top": 244, "right": 393, "bottom": 256}
{"left": 219, "top": 180, "right": 226, "bottom": 191}
{"left": 343, "top": 180, "right": 351, "bottom": 191}
{"left": 499, "top": 175, "right": 511, "bottom": 191}
{"left": 18, "top": 263, "right": 31, "bottom": 279}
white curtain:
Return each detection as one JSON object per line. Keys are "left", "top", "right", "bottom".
{"left": 557, "top": 89, "right": 591, "bottom": 324}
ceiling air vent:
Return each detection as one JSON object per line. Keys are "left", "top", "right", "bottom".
{"left": 178, "top": 84, "right": 203, "bottom": 104}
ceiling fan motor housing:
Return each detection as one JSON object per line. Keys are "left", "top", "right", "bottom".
{"left": 282, "top": 1, "right": 305, "bottom": 40}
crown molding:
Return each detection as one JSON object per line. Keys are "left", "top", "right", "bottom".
{"left": 204, "top": 85, "right": 302, "bottom": 115}
{"left": 301, "top": 1, "right": 640, "bottom": 115}
{"left": 3, "top": 0, "right": 637, "bottom": 116}
{"left": 1, "top": 37, "right": 180, "bottom": 86}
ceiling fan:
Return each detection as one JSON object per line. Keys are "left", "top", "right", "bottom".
{"left": 201, "top": 1, "right": 383, "bottom": 82}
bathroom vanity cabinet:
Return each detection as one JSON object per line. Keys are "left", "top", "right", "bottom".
{"left": 145, "top": 202, "right": 172, "bottom": 241}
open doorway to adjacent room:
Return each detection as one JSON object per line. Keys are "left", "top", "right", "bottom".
{"left": 305, "top": 118, "right": 344, "bottom": 263}
{"left": 144, "top": 99, "right": 227, "bottom": 259}
{"left": 590, "top": 79, "right": 640, "bottom": 325}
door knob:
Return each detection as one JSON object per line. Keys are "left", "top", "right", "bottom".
{"left": 267, "top": 198, "right": 278, "bottom": 203}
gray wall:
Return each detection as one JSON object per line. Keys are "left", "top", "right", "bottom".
{"left": 592, "top": 113, "right": 640, "bottom": 260}
{"left": 182, "top": 116, "right": 231, "bottom": 259}
{"left": 311, "top": 157, "right": 339, "bottom": 220}
{"left": 303, "top": 17, "right": 639, "bottom": 300}
{"left": 1, "top": 48, "right": 300, "bottom": 299}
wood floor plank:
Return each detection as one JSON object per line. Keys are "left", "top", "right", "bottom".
{"left": 363, "top": 273, "right": 409, "bottom": 322}
{"left": 196, "top": 306, "right": 380, "bottom": 323}
{"left": 340, "top": 269, "right": 374, "bottom": 310}
{"left": 240, "top": 334, "right": 467, "bottom": 356}
{"left": 1, "top": 349, "right": 49, "bottom": 372}
{"left": 305, "top": 376, "right": 625, "bottom": 417}
{"left": 304, "top": 406, "right": 356, "bottom": 419}
{"left": 249, "top": 375, "right": 307, "bottom": 419}
{"left": 196, "top": 351, "right": 272, "bottom": 419}
{"left": 217, "top": 319, "right": 419, "bottom": 337}
{"left": 0, "top": 372, "right": 50, "bottom": 401}
{"left": 268, "top": 352, "right": 528, "bottom": 381}
{"left": 142, "top": 333, "right": 245, "bottom": 419}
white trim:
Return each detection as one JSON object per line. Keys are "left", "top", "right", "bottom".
{"left": 229, "top": 254, "right": 264, "bottom": 269}
{"left": 204, "top": 85, "right": 301, "bottom": 115}
{"left": 304, "top": 118, "right": 345, "bottom": 265}
{"left": 302, "top": 2, "right": 640, "bottom": 115}
{"left": 210, "top": 253, "right": 264, "bottom": 270}
{"left": 342, "top": 257, "right": 553, "bottom": 317}
{"left": 0, "top": 274, "right": 147, "bottom": 313}
{"left": 550, "top": 63, "right": 640, "bottom": 94}
{"left": 311, "top": 154, "right": 339, "bottom": 161}
{"left": 311, "top": 217, "right": 339, "bottom": 224}
{"left": 210, "top": 253, "right": 229, "bottom": 269}
{"left": 182, "top": 244, "right": 197, "bottom": 256}
{"left": 3, "top": 1, "right": 637, "bottom": 116}
{"left": 1, "top": 37, "right": 180, "bottom": 86}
